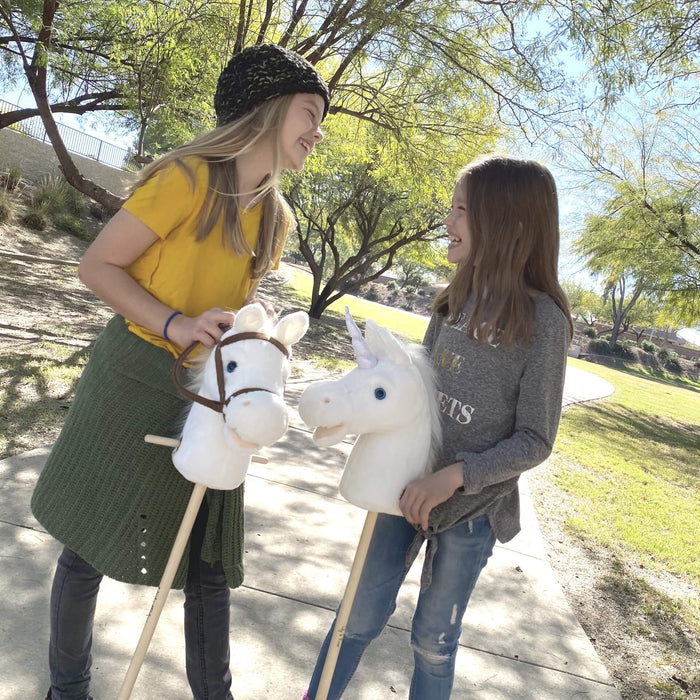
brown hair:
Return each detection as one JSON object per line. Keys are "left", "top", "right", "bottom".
{"left": 433, "top": 156, "right": 572, "bottom": 345}
{"left": 131, "top": 95, "right": 296, "bottom": 280}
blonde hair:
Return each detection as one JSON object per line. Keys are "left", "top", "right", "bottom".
{"left": 132, "top": 95, "right": 296, "bottom": 280}
{"left": 433, "top": 156, "right": 573, "bottom": 345}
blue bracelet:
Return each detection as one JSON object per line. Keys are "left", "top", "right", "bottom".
{"left": 163, "top": 310, "right": 182, "bottom": 341}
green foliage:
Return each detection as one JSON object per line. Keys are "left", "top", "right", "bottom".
{"left": 658, "top": 347, "right": 671, "bottom": 362}
{"left": 285, "top": 113, "right": 487, "bottom": 317}
{"left": 664, "top": 353, "right": 682, "bottom": 373}
{"left": 573, "top": 106, "right": 699, "bottom": 328}
{"left": 588, "top": 339, "right": 611, "bottom": 355}
{"left": 562, "top": 280, "right": 605, "bottom": 325}
{"left": 583, "top": 326, "right": 598, "bottom": 338}
{"left": 610, "top": 340, "right": 636, "bottom": 359}
{"left": 641, "top": 340, "right": 657, "bottom": 353}
{"left": 386, "top": 280, "right": 398, "bottom": 291}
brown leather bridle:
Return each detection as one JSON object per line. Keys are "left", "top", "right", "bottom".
{"left": 173, "top": 331, "right": 289, "bottom": 414}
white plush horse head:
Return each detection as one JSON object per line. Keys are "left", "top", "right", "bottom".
{"left": 173, "top": 303, "right": 309, "bottom": 490}
{"left": 299, "top": 308, "right": 441, "bottom": 514}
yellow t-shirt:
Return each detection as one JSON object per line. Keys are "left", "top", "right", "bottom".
{"left": 122, "top": 158, "right": 287, "bottom": 357}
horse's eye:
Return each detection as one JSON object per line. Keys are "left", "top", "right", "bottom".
{"left": 226, "top": 361, "right": 237, "bottom": 373}
{"left": 374, "top": 387, "right": 386, "bottom": 400}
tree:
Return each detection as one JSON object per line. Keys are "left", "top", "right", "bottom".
{"left": 284, "top": 115, "right": 475, "bottom": 318}
{"left": 571, "top": 103, "right": 700, "bottom": 334}
{"left": 394, "top": 240, "right": 449, "bottom": 289}
{"left": 0, "top": 0, "right": 619, "bottom": 208}
{"left": 4, "top": 1, "right": 699, "bottom": 212}
{"left": 602, "top": 274, "right": 646, "bottom": 345}
{"left": 562, "top": 279, "right": 604, "bottom": 325}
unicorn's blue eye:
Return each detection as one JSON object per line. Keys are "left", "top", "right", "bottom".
{"left": 226, "top": 361, "right": 237, "bottom": 373}
{"left": 374, "top": 387, "right": 386, "bottom": 400}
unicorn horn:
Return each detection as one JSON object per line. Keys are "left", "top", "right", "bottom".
{"left": 344, "top": 306, "right": 377, "bottom": 369}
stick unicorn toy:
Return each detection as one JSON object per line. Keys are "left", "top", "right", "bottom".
{"left": 298, "top": 308, "right": 441, "bottom": 699}
{"left": 119, "top": 303, "right": 309, "bottom": 700}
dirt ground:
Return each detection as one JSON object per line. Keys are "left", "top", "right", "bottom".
{"left": 1, "top": 212, "right": 699, "bottom": 699}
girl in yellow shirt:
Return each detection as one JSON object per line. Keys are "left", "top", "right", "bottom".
{"left": 32, "top": 44, "right": 329, "bottom": 700}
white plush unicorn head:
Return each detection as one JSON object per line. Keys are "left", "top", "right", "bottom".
{"left": 173, "top": 304, "right": 309, "bottom": 490}
{"left": 298, "top": 308, "right": 441, "bottom": 515}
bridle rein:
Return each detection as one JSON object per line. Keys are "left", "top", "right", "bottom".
{"left": 173, "top": 331, "right": 289, "bottom": 414}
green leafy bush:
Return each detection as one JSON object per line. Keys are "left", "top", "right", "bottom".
{"left": 663, "top": 351, "right": 682, "bottom": 372}
{"left": 641, "top": 340, "right": 657, "bottom": 353}
{"left": 583, "top": 326, "right": 597, "bottom": 338}
{"left": 386, "top": 280, "right": 397, "bottom": 291}
{"left": 657, "top": 347, "right": 671, "bottom": 361}
{"left": 588, "top": 339, "right": 611, "bottom": 355}
{"left": 610, "top": 340, "right": 635, "bottom": 359}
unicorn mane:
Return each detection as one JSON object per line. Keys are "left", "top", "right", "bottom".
{"left": 404, "top": 341, "right": 442, "bottom": 473}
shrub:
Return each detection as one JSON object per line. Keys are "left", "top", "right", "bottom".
{"left": 362, "top": 285, "right": 380, "bottom": 301}
{"left": 663, "top": 351, "right": 682, "bottom": 372}
{"left": 657, "top": 347, "right": 670, "bottom": 362}
{"left": 63, "top": 185, "right": 86, "bottom": 217}
{"left": 0, "top": 192, "right": 14, "bottom": 224}
{"left": 53, "top": 213, "right": 88, "bottom": 239}
{"left": 386, "top": 280, "right": 397, "bottom": 291}
{"left": 21, "top": 208, "right": 49, "bottom": 231}
{"left": 583, "top": 326, "right": 597, "bottom": 338}
{"left": 588, "top": 339, "right": 611, "bottom": 355}
{"left": 32, "top": 176, "right": 70, "bottom": 216}
{"left": 32, "top": 176, "right": 85, "bottom": 218}
{"left": 610, "top": 340, "right": 635, "bottom": 359}
{"left": 641, "top": 340, "right": 657, "bottom": 353}
{"left": 404, "top": 285, "right": 416, "bottom": 294}
{"left": 0, "top": 163, "right": 22, "bottom": 191}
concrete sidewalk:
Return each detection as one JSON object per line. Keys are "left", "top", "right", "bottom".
{"left": 0, "top": 363, "right": 620, "bottom": 699}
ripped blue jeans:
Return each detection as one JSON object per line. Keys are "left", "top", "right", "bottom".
{"left": 307, "top": 513, "right": 496, "bottom": 699}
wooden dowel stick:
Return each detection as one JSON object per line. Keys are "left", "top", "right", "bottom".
{"left": 144, "top": 434, "right": 268, "bottom": 463}
{"left": 117, "top": 482, "right": 207, "bottom": 700}
{"left": 316, "top": 510, "right": 379, "bottom": 700}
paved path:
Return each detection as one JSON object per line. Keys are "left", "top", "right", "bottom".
{"left": 0, "top": 363, "right": 619, "bottom": 699}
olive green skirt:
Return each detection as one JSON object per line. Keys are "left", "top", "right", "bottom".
{"left": 31, "top": 315, "right": 244, "bottom": 589}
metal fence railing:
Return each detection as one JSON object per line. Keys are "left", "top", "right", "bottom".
{"left": 0, "top": 98, "right": 137, "bottom": 172}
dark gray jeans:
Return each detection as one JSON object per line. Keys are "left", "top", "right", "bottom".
{"left": 48, "top": 500, "right": 233, "bottom": 700}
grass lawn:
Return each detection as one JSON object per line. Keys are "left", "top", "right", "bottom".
{"left": 551, "top": 357, "right": 700, "bottom": 625}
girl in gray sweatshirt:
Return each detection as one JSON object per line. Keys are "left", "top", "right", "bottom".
{"left": 305, "top": 156, "right": 572, "bottom": 700}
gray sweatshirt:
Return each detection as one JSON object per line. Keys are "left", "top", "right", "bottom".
{"left": 421, "top": 293, "right": 570, "bottom": 545}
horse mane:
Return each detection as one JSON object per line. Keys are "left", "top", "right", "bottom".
{"left": 405, "top": 341, "right": 442, "bottom": 471}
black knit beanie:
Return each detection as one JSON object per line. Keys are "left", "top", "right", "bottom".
{"left": 214, "top": 44, "right": 330, "bottom": 127}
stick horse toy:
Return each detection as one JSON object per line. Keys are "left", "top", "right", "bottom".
{"left": 298, "top": 308, "right": 441, "bottom": 700}
{"left": 119, "top": 303, "right": 309, "bottom": 699}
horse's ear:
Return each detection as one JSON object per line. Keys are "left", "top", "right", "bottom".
{"left": 231, "top": 303, "right": 267, "bottom": 333}
{"left": 272, "top": 311, "right": 309, "bottom": 347}
{"left": 365, "top": 320, "right": 411, "bottom": 365}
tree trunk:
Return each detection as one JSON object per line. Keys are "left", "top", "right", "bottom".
{"left": 24, "top": 1, "right": 125, "bottom": 212}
